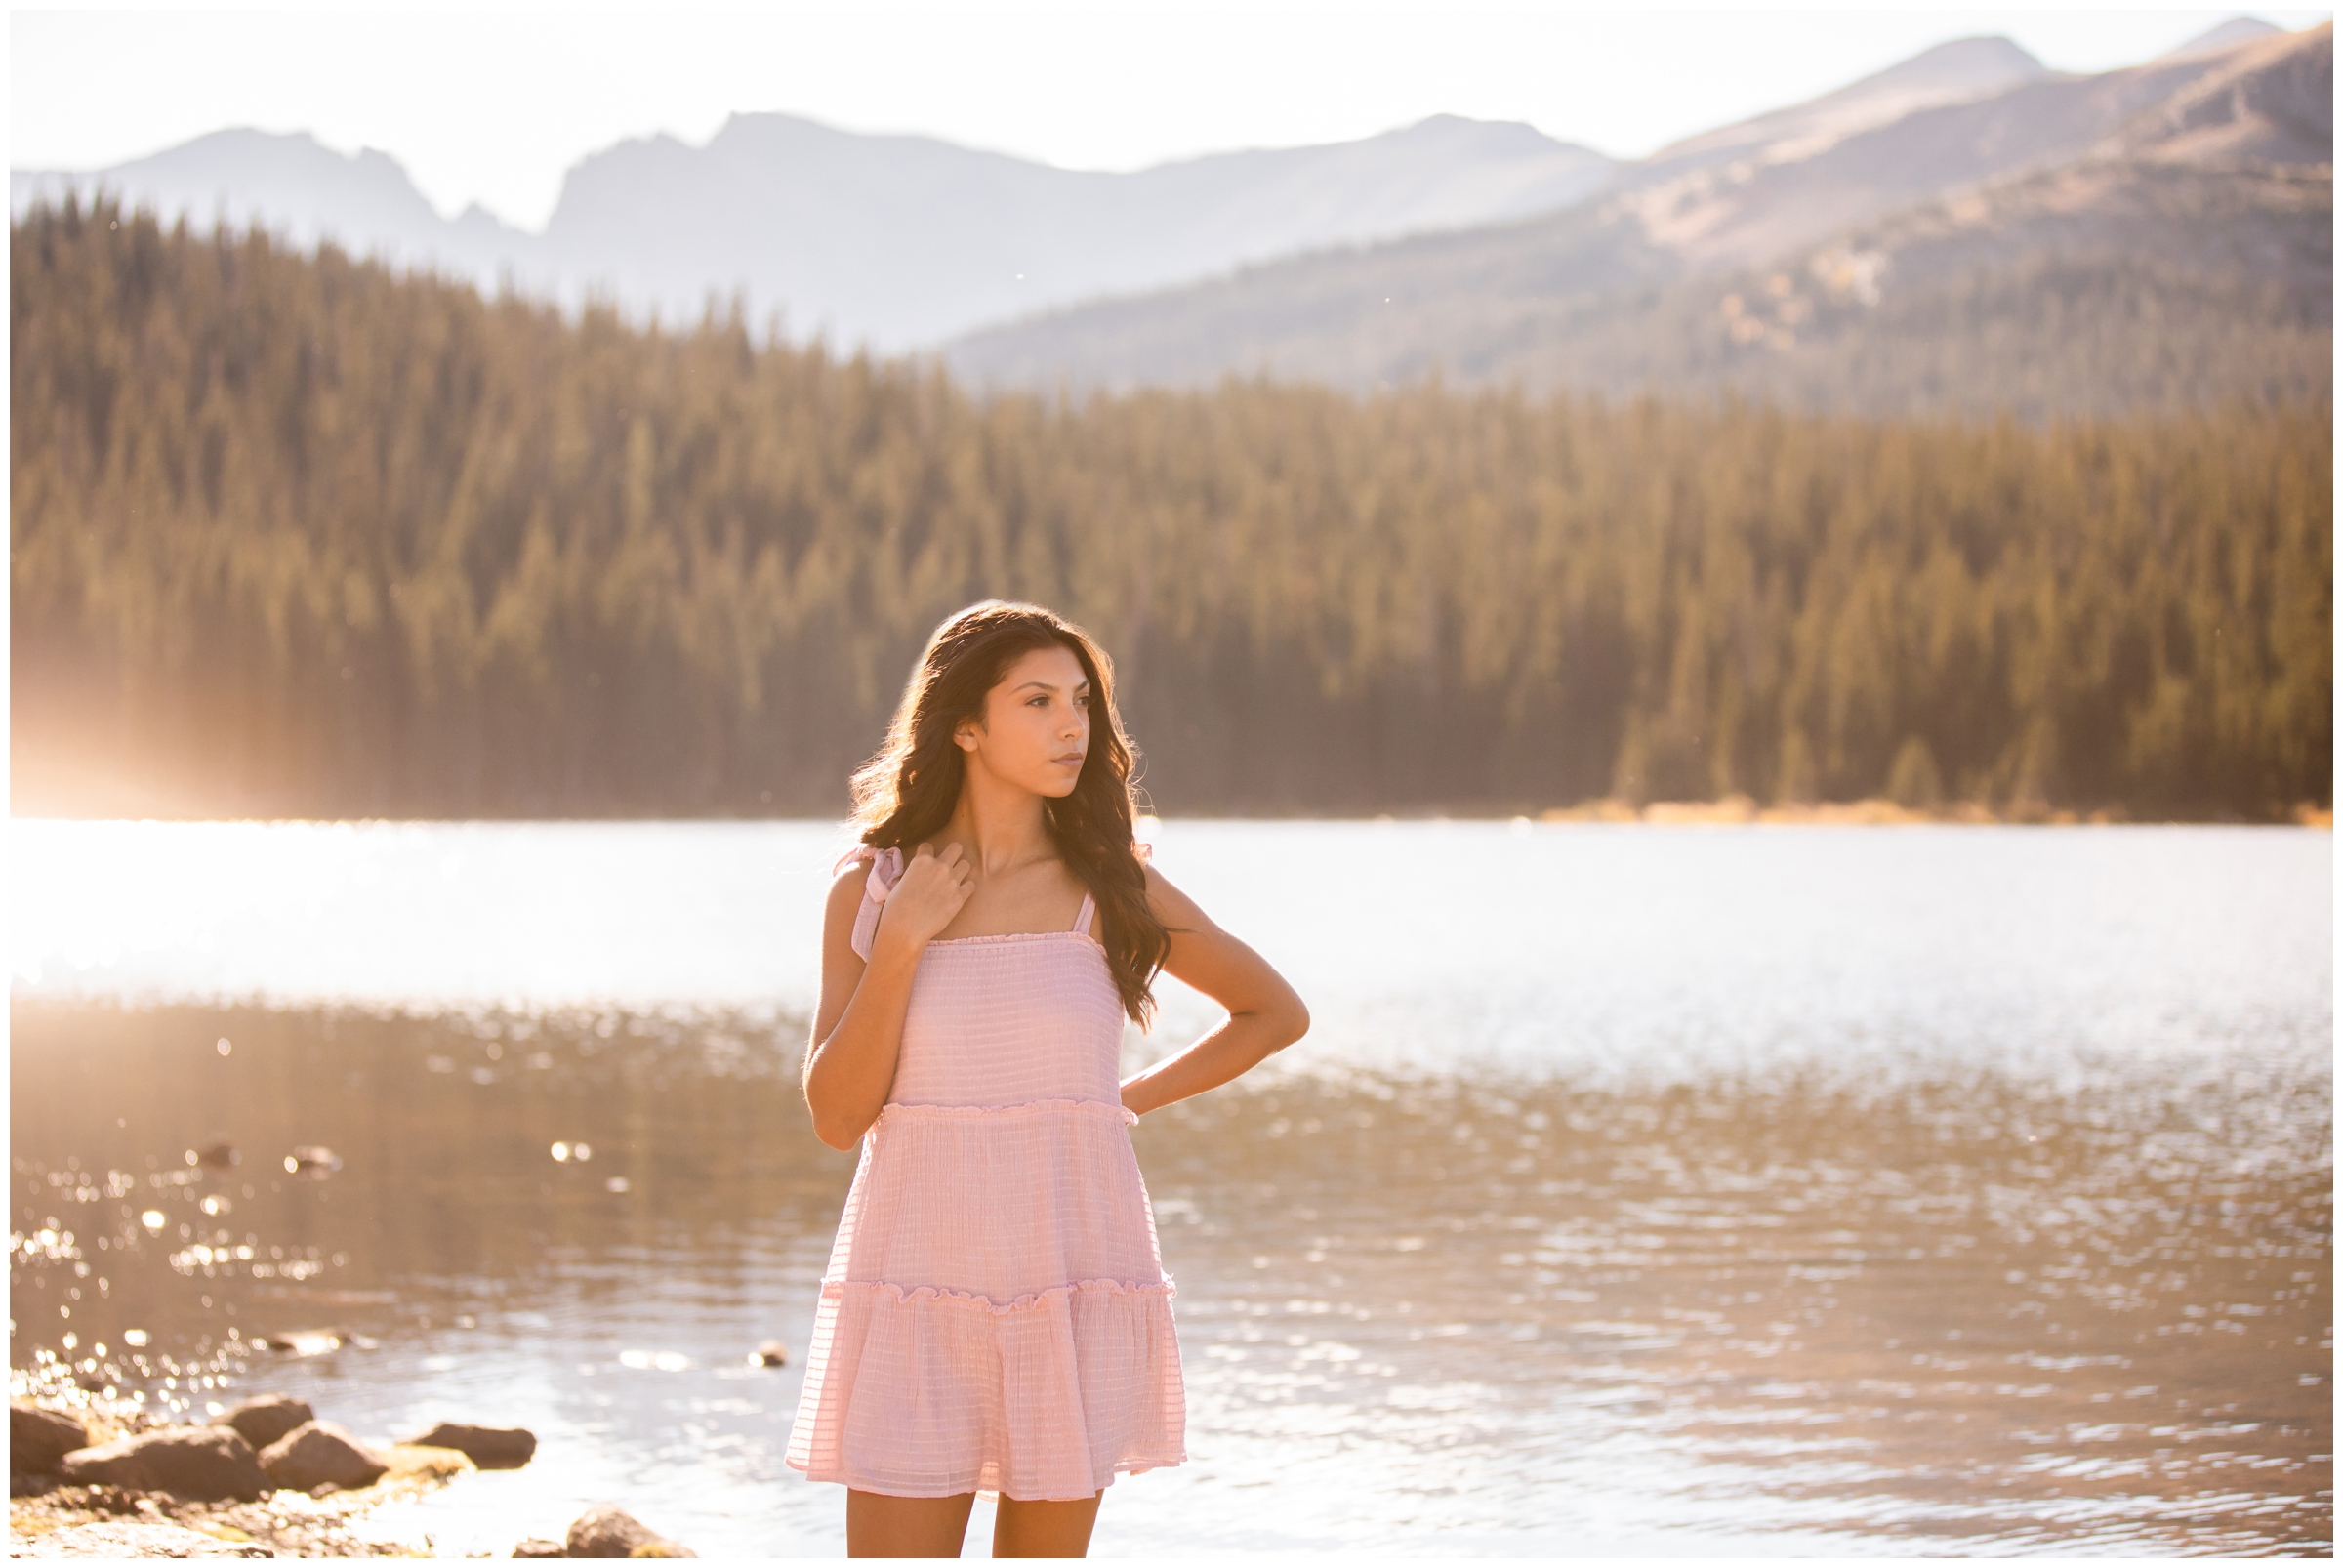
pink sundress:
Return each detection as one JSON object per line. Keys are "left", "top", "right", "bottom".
{"left": 785, "top": 844, "right": 1187, "bottom": 1501}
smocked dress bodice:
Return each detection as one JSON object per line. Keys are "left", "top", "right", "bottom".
{"left": 849, "top": 844, "right": 1132, "bottom": 1111}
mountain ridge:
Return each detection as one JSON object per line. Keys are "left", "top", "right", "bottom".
{"left": 946, "top": 21, "right": 2332, "bottom": 416}
{"left": 15, "top": 16, "right": 2322, "bottom": 412}
{"left": 13, "top": 110, "right": 1613, "bottom": 349}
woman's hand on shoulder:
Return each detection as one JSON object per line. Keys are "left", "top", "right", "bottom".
{"left": 872, "top": 842, "right": 977, "bottom": 955}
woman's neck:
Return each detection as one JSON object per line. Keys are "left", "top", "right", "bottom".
{"left": 936, "top": 770, "right": 1054, "bottom": 875}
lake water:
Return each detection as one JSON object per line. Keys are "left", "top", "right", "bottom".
{"left": 8, "top": 820, "right": 2332, "bottom": 1554}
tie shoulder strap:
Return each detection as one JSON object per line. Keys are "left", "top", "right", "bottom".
{"left": 838, "top": 845, "right": 905, "bottom": 961}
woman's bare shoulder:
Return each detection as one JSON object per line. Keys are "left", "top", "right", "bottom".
{"left": 825, "top": 858, "right": 870, "bottom": 935}
{"left": 1139, "top": 856, "right": 1219, "bottom": 932}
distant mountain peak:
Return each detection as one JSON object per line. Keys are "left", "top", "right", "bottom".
{"left": 1642, "top": 31, "right": 2051, "bottom": 176}
{"left": 1864, "top": 34, "right": 2047, "bottom": 88}
{"left": 1380, "top": 114, "right": 1577, "bottom": 156}
{"left": 2160, "top": 16, "right": 2282, "bottom": 61}
{"left": 11, "top": 124, "right": 461, "bottom": 249}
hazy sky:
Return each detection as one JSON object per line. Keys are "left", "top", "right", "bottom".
{"left": 10, "top": 5, "right": 2332, "bottom": 229}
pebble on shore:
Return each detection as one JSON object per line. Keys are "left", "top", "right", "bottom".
{"left": 562, "top": 1503, "right": 697, "bottom": 1558}
{"left": 401, "top": 1421, "right": 537, "bottom": 1469}
{"left": 256, "top": 1422, "right": 390, "bottom": 1494}
{"left": 11, "top": 1516, "right": 274, "bottom": 1558}
{"left": 10, "top": 1403, "right": 91, "bottom": 1477}
{"left": 217, "top": 1395, "right": 314, "bottom": 1453}
{"left": 60, "top": 1425, "right": 270, "bottom": 1503}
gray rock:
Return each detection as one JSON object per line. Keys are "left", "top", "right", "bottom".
{"left": 565, "top": 1504, "right": 695, "bottom": 1558}
{"left": 215, "top": 1394, "right": 313, "bottom": 1453}
{"left": 512, "top": 1540, "right": 566, "bottom": 1558}
{"left": 11, "top": 1401, "right": 89, "bottom": 1474}
{"left": 256, "top": 1421, "right": 387, "bottom": 1493}
{"left": 60, "top": 1425, "right": 268, "bottom": 1502}
{"left": 403, "top": 1422, "right": 536, "bottom": 1469}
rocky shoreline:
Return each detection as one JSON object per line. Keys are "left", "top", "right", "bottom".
{"left": 9, "top": 1397, "right": 693, "bottom": 1558}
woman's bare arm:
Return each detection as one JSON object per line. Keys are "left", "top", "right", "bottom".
{"left": 802, "top": 845, "right": 975, "bottom": 1149}
{"left": 1119, "top": 866, "right": 1310, "bottom": 1117}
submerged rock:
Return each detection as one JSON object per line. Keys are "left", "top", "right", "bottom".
{"left": 256, "top": 1420, "right": 387, "bottom": 1493}
{"left": 247, "top": 1330, "right": 344, "bottom": 1357}
{"left": 565, "top": 1504, "right": 695, "bottom": 1557}
{"left": 215, "top": 1393, "right": 312, "bottom": 1453}
{"left": 402, "top": 1422, "right": 536, "bottom": 1469}
{"left": 512, "top": 1540, "right": 566, "bottom": 1558}
{"left": 11, "top": 1402, "right": 89, "bottom": 1474}
{"left": 284, "top": 1145, "right": 341, "bottom": 1179}
{"left": 60, "top": 1425, "right": 268, "bottom": 1502}
{"left": 752, "top": 1340, "right": 789, "bottom": 1367}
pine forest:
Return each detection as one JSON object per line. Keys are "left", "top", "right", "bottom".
{"left": 11, "top": 202, "right": 2332, "bottom": 821}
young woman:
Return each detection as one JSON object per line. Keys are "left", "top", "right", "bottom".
{"left": 787, "top": 600, "right": 1309, "bottom": 1558}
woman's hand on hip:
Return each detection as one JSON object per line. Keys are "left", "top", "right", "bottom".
{"left": 873, "top": 842, "right": 977, "bottom": 952}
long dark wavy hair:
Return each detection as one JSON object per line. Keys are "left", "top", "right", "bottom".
{"left": 847, "top": 600, "right": 1172, "bottom": 1026}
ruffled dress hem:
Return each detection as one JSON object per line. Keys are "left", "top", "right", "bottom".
{"left": 782, "top": 1452, "right": 1191, "bottom": 1502}
{"left": 787, "top": 1270, "right": 1184, "bottom": 1500}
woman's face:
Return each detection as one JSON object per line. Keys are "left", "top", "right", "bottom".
{"left": 956, "top": 644, "right": 1091, "bottom": 798}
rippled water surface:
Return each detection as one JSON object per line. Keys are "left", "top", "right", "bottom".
{"left": 9, "top": 821, "right": 2332, "bottom": 1555}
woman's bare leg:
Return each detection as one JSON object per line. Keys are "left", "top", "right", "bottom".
{"left": 846, "top": 1490, "right": 975, "bottom": 1557}
{"left": 992, "top": 1491, "right": 1104, "bottom": 1558}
